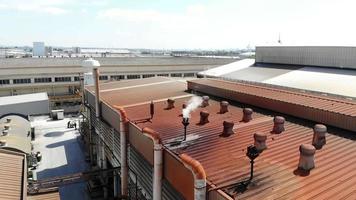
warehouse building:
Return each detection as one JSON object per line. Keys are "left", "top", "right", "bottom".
{"left": 81, "top": 74, "right": 356, "bottom": 199}
{"left": 198, "top": 46, "right": 356, "bottom": 99}
{"left": 0, "top": 57, "right": 234, "bottom": 97}
{"left": 0, "top": 92, "right": 49, "bottom": 118}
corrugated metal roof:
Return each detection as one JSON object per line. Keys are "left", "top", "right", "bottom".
{"left": 0, "top": 57, "right": 235, "bottom": 68}
{"left": 0, "top": 92, "right": 48, "bottom": 106}
{"left": 198, "top": 59, "right": 356, "bottom": 98}
{"left": 91, "top": 77, "right": 356, "bottom": 199}
{"left": 27, "top": 191, "right": 61, "bottom": 200}
{"left": 122, "top": 90, "right": 356, "bottom": 199}
{"left": 188, "top": 79, "right": 356, "bottom": 132}
{"left": 88, "top": 77, "right": 189, "bottom": 107}
{"left": 0, "top": 150, "right": 25, "bottom": 200}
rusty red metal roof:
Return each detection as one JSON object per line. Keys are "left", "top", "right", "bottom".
{"left": 188, "top": 79, "right": 356, "bottom": 132}
{"left": 88, "top": 77, "right": 190, "bottom": 107}
{"left": 93, "top": 77, "right": 356, "bottom": 199}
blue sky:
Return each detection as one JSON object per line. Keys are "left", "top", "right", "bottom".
{"left": 1, "top": 0, "right": 356, "bottom": 49}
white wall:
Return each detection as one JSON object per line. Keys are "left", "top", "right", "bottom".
{"left": 256, "top": 46, "right": 356, "bottom": 69}
{"left": 0, "top": 99, "right": 50, "bottom": 117}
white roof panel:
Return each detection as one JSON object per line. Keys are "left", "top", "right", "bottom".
{"left": 0, "top": 92, "right": 48, "bottom": 106}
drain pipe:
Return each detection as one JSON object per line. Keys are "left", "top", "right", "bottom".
{"left": 142, "top": 127, "right": 162, "bottom": 200}
{"left": 180, "top": 153, "right": 207, "bottom": 200}
{"left": 113, "top": 105, "right": 129, "bottom": 197}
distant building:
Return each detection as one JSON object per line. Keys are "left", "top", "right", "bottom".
{"left": 33, "top": 42, "right": 45, "bottom": 57}
{"left": 0, "top": 92, "right": 49, "bottom": 117}
{"left": 199, "top": 46, "right": 356, "bottom": 99}
{"left": 45, "top": 46, "right": 53, "bottom": 56}
{"left": 72, "top": 47, "right": 81, "bottom": 54}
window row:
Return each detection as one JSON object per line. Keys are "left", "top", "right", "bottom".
{"left": 0, "top": 73, "right": 196, "bottom": 85}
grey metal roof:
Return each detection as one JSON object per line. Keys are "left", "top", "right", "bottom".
{"left": 0, "top": 93, "right": 48, "bottom": 106}
{"left": 0, "top": 57, "right": 236, "bottom": 68}
{"left": 199, "top": 59, "right": 356, "bottom": 98}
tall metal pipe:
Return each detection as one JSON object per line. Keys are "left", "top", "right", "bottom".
{"left": 93, "top": 68, "right": 101, "bottom": 118}
{"left": 113, "top": 106, "right": 129, "bottom": 197}
{"left": 142, "top": 127, "right": 162, "bottom": 200}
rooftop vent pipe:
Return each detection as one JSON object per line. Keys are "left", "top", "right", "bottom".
{"left": 182, "top": 103, "right": 187, "bottom": 109}
{"left": 0, "top": 140, "right": 6, "bottom": 146}
{"left": 166, "top": 99, "right": 175, "bottom": 110}
{"left": 221, "top": 121, "right": 234, "bottom": 137}
{"left": 199, "top": 111, "right": 209, "bottom": 125}
{"left": 272, "top": 116, "right": 285, "bottom": 134}
{"left": 82, "top": 58, "right": 101, "bottom": 118}
{"left": 219, "top": 101, "right": 229, "bottom": 114}
{"left": 254, "top": 132, "right": 267, "bottom": 152}
{"left": 182, "top": 117, "right": 190, "bottom": 141}
{"left": 201, "top": 96, "right": 209, "bottom": 107}
{"left": 2, "top": 130, "right": 8, "bottom": 136}
{"left": 4, "top": 125, "right": 10, "bottom": 130}
{"left": 234, "top": 145, "right": 261, "bottom": 193}
{"left": 150, "top": 101, "right": 155, "bottom": 119}
{"left": 6, "top": 118, "right": 11, "bottom": 123}
{"left": 312, "top": 124, "right": 327, "bottom": 150}
{"left": 242, "top": 108, "right": 253, "bottom": 122}
{"left": 298, "top": 144, "right": 316, "bottom": 171}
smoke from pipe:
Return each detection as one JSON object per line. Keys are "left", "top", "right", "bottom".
{"left": 182, "top": 96, "right": 203, "bottom": 118}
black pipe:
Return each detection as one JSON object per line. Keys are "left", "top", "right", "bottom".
{"left": 182, "top": 117, "right": 190, "bottom": 141}
{"left": 150, "top": 101, "right": 154, "bottom": 119}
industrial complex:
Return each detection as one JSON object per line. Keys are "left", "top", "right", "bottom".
{"left": 0, "top": 46, "right": 356, "bottom": 199}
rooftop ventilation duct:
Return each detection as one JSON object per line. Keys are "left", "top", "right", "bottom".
{"left": 182, "top": 103, "right": 187, "bottom": 109}
{"left": 254, "top": 132, "right": 267, "bottom": 152}
{"left": 221, "top": 121, "right": 234, "bottom": 137}
{"left": 0, "top": 140, "right": 6, "bottom": 147}
{"left": 2, "top": 130, "right": 8, "bottom": 136}
{"left": 6, "top": 118, "right": 11, "bottom": 123}
{"left": 166, "top": 99, "right": 175, "bottom": 110}
{"left": 219, "top": 101, "right": 229, "bottom": 114}
{"left": 199, "top": 111, "right": 209, "bottom": 125}
{"left": 4, "top": 125, "right": 10, "bottom": 130}
{"left": 298, "top": 144, "right": 316, "bottom": 171}
{"left": 242, "top": 108, "right": 253, "bottom": 122}
{"left": 272, "top": 116, "right": 285, "bottom": 134}
{"left": 312, "top": 124, "right": 327, "bottom": 150}
{"left": 201, "top": 96, "right": 210, "bottom": 107}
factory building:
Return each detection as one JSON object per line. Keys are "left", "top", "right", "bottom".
{"left": 0, "top": 57, "right": 235, "bottom": 112}
{"left": 198, "top": 46, "right": 356, "bottom": 99}
{"left": 81, "top": 71, "right": 356, "bottom": 199}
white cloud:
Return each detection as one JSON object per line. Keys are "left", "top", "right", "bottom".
{"left": 0, "top": 0, "right": 68, "bottom": 14}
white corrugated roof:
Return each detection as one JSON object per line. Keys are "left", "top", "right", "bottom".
{"left": 0, "top": 92, "right": 48, "bottom": 106}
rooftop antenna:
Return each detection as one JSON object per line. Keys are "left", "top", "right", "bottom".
{"left": 278, "top": 33, "right": 282, "bottom": 44}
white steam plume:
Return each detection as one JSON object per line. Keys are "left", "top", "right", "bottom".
{"left": 182, "top": 96, "right": 203, "bottom": 118}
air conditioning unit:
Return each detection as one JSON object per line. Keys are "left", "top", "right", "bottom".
{"left": 51, "top": 109, "right": 64, "bottom": 120}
